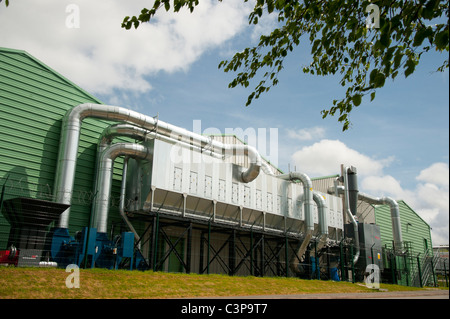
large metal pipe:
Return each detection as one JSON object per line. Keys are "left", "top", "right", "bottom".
{"left": 118, "top": 156, "right": 140, "bottom": 242}
{"left": 55, "top": 103, "right": 263, "bottom": 228}
{"left": 358, "top": 192, "right": 403, "bottom": 252}
{"left": 93, "top": 143, "right": 151, "bottom": 233}
{"left": 346, "top": 166, "right": 359, "bottom": 216}
{"left": 342, "top": 166, "right": 360, "bottom": 264}
{"left": 278, "top": 172, "right": 315, "bottom": 274}
{"left": 313, "top": 191, "right": 328, "bottom": 238}
{"left": 311, "top": 191, "right": 329, "bottom": 258}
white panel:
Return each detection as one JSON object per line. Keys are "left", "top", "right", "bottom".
{"left": 189, "top": 171, "right": 198, "bottom": 194}
{"left": 256, "top": 190, "right": 262, "bottom": 210}
{"left": 232, "top": 182, "right": 239, "bottom": 204}
{"left": 204, "top": 175, "right": 212, "bottom": 198}
{"left": 219, "top": 179, "right": 226, "bottom": 201}
{"left": 267, "top": 193, "right": 273, "bottom": 213}
{"left": 244, "top": 186, "right": 251, "bottom": 207}
{"left": 173, "top": 167, "right": 182, "bottom": 192}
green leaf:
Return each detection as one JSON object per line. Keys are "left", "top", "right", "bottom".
{"left": 352, "top": 94, "right": 362, "bottom": 106}
{"left": 374, "top": 72, "right": 386, "bottom": 88}
{"left": 164, "top": 1, "right": 170, "bottom": 11}
{"left": 370, "top": 92, "right": 376, "bottom": 101}
{"left": 413, "top": 27, "right": 433, "bottom": 47}
{"left": 369, "top": 69, "right": 379, "bottom": 84}
{"left": 435, "top": 30, "right": 449, "bottom": 51}
{"left": 380, "top": 32, "right": 390, "bottom": 49}
{"left": 423, "top": 0, "right": 438, "bottom": 20}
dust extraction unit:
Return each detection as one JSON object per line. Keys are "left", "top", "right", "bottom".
{"left": 44, "top": 103, "right": 345, "bottom": 272}
{"left": 2, "top": 102, "right": 404, "bottom": 280}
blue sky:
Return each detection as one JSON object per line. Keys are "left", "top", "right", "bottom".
{"left": 1, "top": 0, "right": 448, "bottom": 244}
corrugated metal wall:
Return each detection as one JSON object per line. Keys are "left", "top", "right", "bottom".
{"left": 0, "top": 48, "right": 124, "bottom": 249}
{"left": 375, "top": 200, "right": 432, "bottom": 252}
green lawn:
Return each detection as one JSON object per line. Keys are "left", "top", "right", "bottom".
{"left": 0, "top": 267, "right": 431, "bottom": 299}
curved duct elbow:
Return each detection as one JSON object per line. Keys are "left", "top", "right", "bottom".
{"left": 358, "top": 192, "right": 403, "bottom": 252}
{"left": 279, "top": 172, "right": 315, "bottom": 232}
{"left": 92, "top": 143, "right": 151, "bottom": 234}
{"left": 313, "top": 191, "right": 328, "bottom": 237}
{"left": 279, "top": 172, "right": 315, "bottom": 274}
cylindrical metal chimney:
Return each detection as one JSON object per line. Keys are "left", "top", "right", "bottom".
{"left": 347, "top": 166, "right": 359, "bottom": 216}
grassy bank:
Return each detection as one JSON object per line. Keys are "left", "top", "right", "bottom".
{"left": 0, "top": 267, "right": 428, "bottom": 299}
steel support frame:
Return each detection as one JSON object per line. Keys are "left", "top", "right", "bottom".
{"left": 131, "top": 210, "right": 302, "bottom": 277}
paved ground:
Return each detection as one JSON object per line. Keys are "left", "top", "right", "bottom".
{"left": 243, "top": 290, "right": 447, "bottom": 299}
{"left": 211, "top": 289, "right": 449, "bottom": 299}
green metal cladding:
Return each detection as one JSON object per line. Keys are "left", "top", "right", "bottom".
{"left": 375, "top": 200, "right": 432, "bottom": 253}
{"left": 0, "top": 47, "right": 124, "bottom": 249}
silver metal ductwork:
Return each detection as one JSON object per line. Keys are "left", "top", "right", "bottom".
{"left": 358, "top": 192, "right": 403, "bottom": 252}
{"left": 328, "top": 165, "right": 404, "bottom": 260}
{"left": 92, "top": 143, "right": 151, "bottom": 233}
{"left": 313, "top": 190, "right": 329, "bottom": 251}
{"left": 278, "top": 172, "right": 315, "bottom": 273}
{"left": 54, "top": 103, "right": 263, "bottom": 229}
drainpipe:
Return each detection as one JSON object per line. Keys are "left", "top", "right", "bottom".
{"left": 278, "top": 172, "right": 315, "bottom": 274}
{"left": 358, "top": 192, "right": 403, "bottom": 252}
{"left": 55, "top": 103, "right": 262, "bottom": 228}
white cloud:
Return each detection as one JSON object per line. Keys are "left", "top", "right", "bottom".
{"left": 416, "top": 162, "right": 449, "bottom": 187}
{"left": 291, "top": 139, "right": 388, "bottom": 177}
{"left": 0, "top": 0, "right": 250, "bottom": 95}
{"left": 286, "top": 126, "right": 325, "bottom": 141}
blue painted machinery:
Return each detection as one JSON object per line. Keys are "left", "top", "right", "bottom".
{"left": 50, "top": 227, "right": 147, "bottom": 270}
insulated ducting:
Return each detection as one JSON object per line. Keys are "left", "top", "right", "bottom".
{"left": 329, "top": 166, "right": 404, "bottom": 259}
{"left": 92, "top": 143, "right": 151, "bottom": 234}
{"left": 339, "top": 166, "right": 360, "bottom": 264}
{"left": 278, "top": 172, "right": 315, "bottom": 273}
{"left": 358, "top": 192, "right": 403, "bottom": 252}
{"left": 313, "top": 191, "right": 329, "bottom": 251}
{"left": 54, "top": 103, "right": 263, "bottom": 229}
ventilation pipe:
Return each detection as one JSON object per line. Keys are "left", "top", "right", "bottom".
{"left": 278, "top": 172, "right": 315, "bottom": 274}
{"left": 313, "top": 191, "right": 328, "bottom": 251}
{"left": 92, "top": 143, "right": 151, "bottom": 233}
{"left": 358, "top": 192, "right": 403, "bottom": 252}
{"left": 118, "top": 156, "right": 140, "bottom": 242}
{"left": 340, "top": 166, "right": 360, "bottom": 264}
{"left": 55, "top": 103, "right": 263, "bottom": 229}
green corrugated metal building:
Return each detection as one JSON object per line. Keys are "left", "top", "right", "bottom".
{"left": 375, "top": 200, "right": 436, "bottom": 286}
{"left": 0, "top": 47, "right": 128, "bottom": 249}
{"left": 376, "top": 200, "right": 432, "bottom": 255}
{"left": 0, "top": 47, "right": 437, "bottom": 285}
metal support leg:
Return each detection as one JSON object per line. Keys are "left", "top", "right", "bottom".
{"left": 186, "top": 223, "right": 192, "bottom": 273}
{"left": 229, "top": 230, "right": 236, "bottom": 276}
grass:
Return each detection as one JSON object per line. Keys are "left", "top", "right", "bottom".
{"left": 0, "top": 267, "right": 436, "bottom": 299}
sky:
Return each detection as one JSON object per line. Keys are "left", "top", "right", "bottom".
{"left": 0, "top": 0, "right": 448, "bottom": 245}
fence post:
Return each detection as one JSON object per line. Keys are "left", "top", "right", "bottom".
{"left": 430, "top": 257, "right": 436, "bottom": 287}
{"left": 417, "top": 256, "right": 423, "bottom": 288}
{"left": 444, "top": 262, "right": 448, "bottom": 287}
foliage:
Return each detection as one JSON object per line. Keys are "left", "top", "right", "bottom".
{"left": 122, "top": 0, "right": 449, "bottom": 131}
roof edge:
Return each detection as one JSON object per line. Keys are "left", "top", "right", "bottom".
{"left": 0, "top": 47, "right": 103, "bottom": 105}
